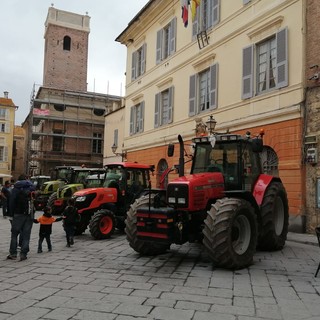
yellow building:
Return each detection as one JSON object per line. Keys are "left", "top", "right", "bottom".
{"left": 0, "top": 91, "right": 16, "bottom": 184}
{"left": 115, "top": 0, "right": 305, "bottom": 230}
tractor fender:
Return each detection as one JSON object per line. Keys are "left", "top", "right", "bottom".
{"left": 253, "top": 174, "right": 282, "bottom": 206}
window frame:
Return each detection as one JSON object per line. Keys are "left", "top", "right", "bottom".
{"left": 154, "top": 86, "right": 174, "bottom": 128}
{"left": 242, "top": 27, "right": 288, "bottom": 99}
{"left": 156, "top": 18, "right": 177, "bottom": 64}
{"left": 189, "top": 63, "right": 218, "bottom": 116}
{"left": 131, "top": 44, "right": 147, "bottom": 81}
{"left": 92, "top": 132, "right": 102, "bottom": 154}
{"left": 130, "top": 102, "right": 145, "bottom": 135}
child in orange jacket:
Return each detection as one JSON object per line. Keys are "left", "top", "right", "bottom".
{"left": 33, "top": 206, "right": 62, "bottom": 253}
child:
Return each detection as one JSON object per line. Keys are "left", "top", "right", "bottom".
{"left": 33, "top": 206, "right": 62, "bottom": 253}
{"left": 62, "top": 198, "right": 80, "bottom": 247}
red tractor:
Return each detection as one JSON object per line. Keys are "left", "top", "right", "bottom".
{"left": 72, "top": 162, "right": 154, "bottom": 238}
{"left": 125, "top": 130, "right": 289, "bottom": 270}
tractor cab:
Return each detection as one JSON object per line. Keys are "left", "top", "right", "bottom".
{"left": 191, "top": 133, "right": 263, "bottom": 192}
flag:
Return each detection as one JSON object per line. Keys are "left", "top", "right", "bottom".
{"left": 180, "top": 0, "right": 189, "bottom": 27}
{"left": 191, "top": 0, "right": 201, "bottom": 22}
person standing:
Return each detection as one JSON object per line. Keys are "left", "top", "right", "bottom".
{"left": 33, "top": 206, "right": 62, "bottom": 253}
{"left": 1, "top": 181, "right": 11, "bottom": 217}
{"left": 62, "top": 198, "right": 80, "bottom": 247}
{"left": 7, "top": 174, "right": 35, "bottom": 261}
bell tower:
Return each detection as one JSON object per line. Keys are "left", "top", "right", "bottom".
{"left": 43, "top": 6, "right": 90, "bottom": 91}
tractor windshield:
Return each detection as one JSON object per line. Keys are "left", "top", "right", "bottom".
{"left": 192, "top": 142, "right": 241, "bottom": 189}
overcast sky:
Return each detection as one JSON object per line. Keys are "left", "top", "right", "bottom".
{"left": 0, "top": 0, "right": 149, "bottom": 125}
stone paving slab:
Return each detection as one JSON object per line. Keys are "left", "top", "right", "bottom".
{"left": 0, "top": 212, "right": 319, "bottom": 319}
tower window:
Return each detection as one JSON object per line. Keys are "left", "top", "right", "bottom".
{"left": 63, "top": 36, "right": 71, "bottom": 51}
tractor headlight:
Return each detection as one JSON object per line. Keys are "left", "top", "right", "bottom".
{"left": 75, "top": 196, "right": 86, "bottom": 202}
{"left": 177, "top": 198, "right": 186, "bottom": 204}
{"left": 168, "top": 197, "right": 175, "bottom": 204}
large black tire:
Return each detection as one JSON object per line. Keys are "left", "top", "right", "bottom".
{"left": 125, "top": 194, "right": 170, "bottom": 255}
{"left": 89, "top": 210, "right": 116, "bottom": 240}
{"left": 258, "top": 181, "right": 289, "bottom": 251}
{"left": 203, "top": 198, "right": 258, "bottom": 270}
{"left": 47, "top": 192, "right": 58, "bottom": 214}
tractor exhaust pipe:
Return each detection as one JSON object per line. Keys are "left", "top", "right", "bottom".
{"left": 178, "top": 134, "right": 184, "bottom": 177}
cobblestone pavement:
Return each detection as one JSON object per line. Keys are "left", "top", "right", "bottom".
{"left": 0, "top": 212, "right": 319, "bottom": 320}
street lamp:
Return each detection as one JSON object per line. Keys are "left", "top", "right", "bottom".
{"left": 111, "top": 143, "right": 127, "bottom": 161}
{"left": 205, "top": 115, "right": 217, "bottom": 135}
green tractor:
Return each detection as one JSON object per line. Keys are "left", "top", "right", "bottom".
{"left": 47, "top": 166, "right": 104, "bottom": 215}
{"left": 33, "top": 168, "right": 72, "bottom": 211}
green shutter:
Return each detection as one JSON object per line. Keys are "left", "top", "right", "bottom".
{"left": 276, "top": 27, "right": 288, "bottom": 88}
{"left": 242, "top": 45, "right": 254, "bottom": 99}
{"left": 189, "top": 75, "right": 196, "bottom": 116}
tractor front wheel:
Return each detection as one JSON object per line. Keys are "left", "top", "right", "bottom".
{"left": 203, "top": 197, "right": 258, "bottom": 270}
{"left": 47, "top": 192, "right": 58, "bottom": 215}
{"left": 89, "top": 210, "right": 116, "bottom": 240}
{"left": 125, "top": 194, "right": 170, "bottom": 255}
{"left": 258, "top": 181, "right": 289, "bottom": 251}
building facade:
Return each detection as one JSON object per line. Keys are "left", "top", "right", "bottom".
{"left": 0, "top": 92, "right": 16, "bottom": 184}
{"left": 116, "top": 0, "right": 308, "bottom": 230}
{"left": 23, "top": 6, "right": 122, "bottom": 176}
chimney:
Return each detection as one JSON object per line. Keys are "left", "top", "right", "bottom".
{"left": 3, "top": 91, "right": 9, "bottom": 99}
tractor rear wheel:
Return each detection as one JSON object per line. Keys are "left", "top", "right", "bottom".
{"left": 89, "top": 210, "right": 116, "bottom": 240}
{"left": 258, "top": 181, "right": 289, "bottom": 250}
{"left": 125, "top": 194, "right": 170, "bottom": 255}
{"left": 203, "top": 197, "right": 258, "bottom": 270}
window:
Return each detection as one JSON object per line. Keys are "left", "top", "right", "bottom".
{"left": 92, "top": 133, "right": 102, "bottom": 154}
{"left": 0, "top": 109, "right": 6, "bottom": 118}
{"left": 156, "top": 18, "right": 176, "bottom": 64}
{"left": 189, "top": 63, "right": 218, "bottom": 116}
{"left": 130, "top": 102, "right": 145, "bottom": 135}
{"left": 192, "top": 0, "right": 220, "bottom": 37}
{"left": 63, "top": 36, "right": 71, "bottom": 51}
{"left": 0, "top": 146, "right": 8, "bottom": 162}
{"left": 155, "top": 87, "right": 174, "bottom": 127}
{"left": 52, "top": 133, "right": 63, "bottom": 152}
{"left": 131, "top": 44, "right": 147, "bottom": 80}
{"left": 113, "top": 129, "right": 119, "bottom": 147}
{"left": 242, "top": 28, "right": 288, "bottom": 99}
{"left": 0, "top": 123, "right": 5, "bottom": 133}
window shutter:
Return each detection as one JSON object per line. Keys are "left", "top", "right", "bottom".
{"left": 5, "top": 109, "right": 9, "bottom": 120}
{"left": 139, "top": 102, "right": 145, "bottom": 133}
{"left": 192, "top": 9, "right": 199, "bottom": 38}
{"left": 156, "top": 30, "right": 162, "bottom": 64}
{"left": 242, "top": 45, "right": 254, "bottom": 99}
{"left": 168, "top": 86, "right": 174, "bottom": 123}
{"left": 114, "top": 129, "right": 118, "bottom": 146}
{"left": 276, "top": 27, "right": 288, "bottom": 88}
{"left": 129, "top": 107, "right": 134, "bottom": 135}
{"left": 189, "top": 75, "right": 196, "bottom": 116}
{"left": 131, "top": 51, "right": 136, "bottom": 80}
{"left": 212, "top": 0, "right": 220, "bottom": 27}
{"left": 5, "top": 123, "right": 10, "bottom": 133}
{"left": 170, "top": 17, "right": 177, "bottom": 55}
{"left": 210, "top": 63, "right": 218, "bottom": 110}
{"left": 154, "top": 93, "right": 160, "bottom": 128}
{"left": 4, "top": 147, "right": 8, "bottom": 162}
{"left": 141, "top": 44, "right": 146, "bottom": 75}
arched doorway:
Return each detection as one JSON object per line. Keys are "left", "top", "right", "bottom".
{"left": 260, "top": 146, "right": 279, "bottom": 176}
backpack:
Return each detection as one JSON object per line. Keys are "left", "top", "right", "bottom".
{"left": 13, "top": 188, "right": 33, "bottom": 216}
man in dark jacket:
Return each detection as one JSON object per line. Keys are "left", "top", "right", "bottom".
{"left": 7, "top": 174, "right": 35, "bottom": 261}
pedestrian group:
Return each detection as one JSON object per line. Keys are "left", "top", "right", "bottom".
{"left": 2, "top": 174, "right": 79, "bottom": 261}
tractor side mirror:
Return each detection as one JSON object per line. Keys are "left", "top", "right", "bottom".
{"left": 167, "top": 143, "right": 174, "bottom": 157}
{"left": 252, "top": 138, "right": 263, "bottom": 153}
